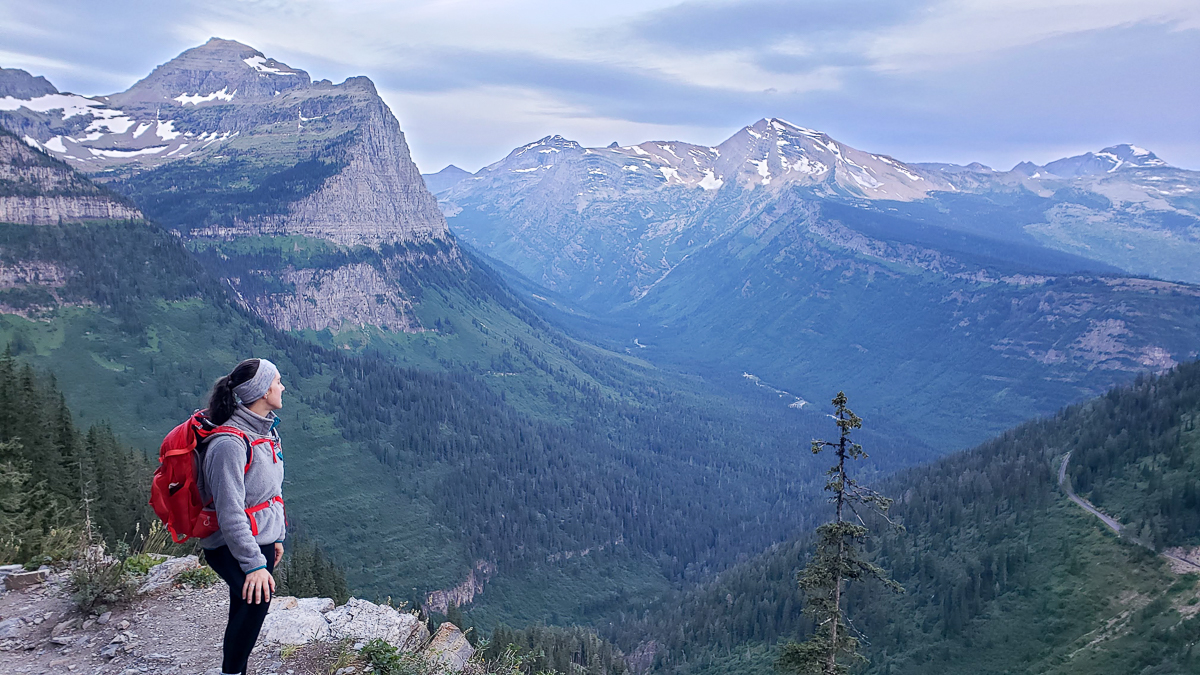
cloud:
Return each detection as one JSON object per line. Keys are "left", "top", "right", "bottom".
{"left": 1, "top": 0, "right": 1198, "bottom": 170}
{"left": 627, "top": 0, "right": 920, "bottom": 53}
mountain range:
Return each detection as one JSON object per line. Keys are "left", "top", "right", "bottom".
{"left": 429, "top": 119, "right": 1200, "bottom": 449}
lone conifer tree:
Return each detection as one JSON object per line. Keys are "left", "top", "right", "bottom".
{"left": 777, "top": 392, "right": 902, "bottom": 675}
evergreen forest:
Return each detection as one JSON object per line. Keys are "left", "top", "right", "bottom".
{"left": 614, "top": 363, "right": 1200, "bottom": 675}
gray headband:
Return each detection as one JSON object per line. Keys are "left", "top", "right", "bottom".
{"left": 233, "top": 359, "right": 279, "bottom": 404}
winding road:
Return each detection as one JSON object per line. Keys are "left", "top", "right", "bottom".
{"left": 1058, "top": 451, "right": 1200, "bottom": 571}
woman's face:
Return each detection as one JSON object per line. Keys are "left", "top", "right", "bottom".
{"left": 263, "top": 374, "right": 285, "bottom": 410}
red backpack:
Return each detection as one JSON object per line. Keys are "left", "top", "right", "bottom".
{"left": 149, "top": 410, "right": 253, "bottom": 543}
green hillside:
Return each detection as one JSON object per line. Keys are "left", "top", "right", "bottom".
{"left": 621, "top": 362, "right": 1200, "bottom": 674}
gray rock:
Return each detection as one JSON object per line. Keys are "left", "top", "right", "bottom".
{"left": 97, "top": 612, "right": 112, "bottom": 625}
{"left": 0, "top": 617, "right": 23, "bottom": 638}
{"left": 51, "top": 619, "right": 77, "bottom": 637}
{"left": 3, "top": 569, "right": 48, "bottom": 590}
{"left": 423, "top": 622, "right": 475, "bottom": 672}
{"left": 259, "top": 607, "right": 330, "bottom": 645}
{"left": 326, "top": 598, "right": 428, "bottom": 652}
{"left": 137, "top": 555, "right": 200, "bottom": 595}
{"left": 296, "top": 597, "right": 335, "bottom": 613}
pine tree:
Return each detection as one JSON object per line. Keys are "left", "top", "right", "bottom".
{"left": 777, "top": 392, "right": 903, "bottom": 675}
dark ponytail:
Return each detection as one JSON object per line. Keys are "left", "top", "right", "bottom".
{"left": 206, "top": 358, "right": 261, "bottom": 425}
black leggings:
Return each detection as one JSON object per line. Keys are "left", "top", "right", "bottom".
{"left": 205, "top": 544, "right": 277, "bottom": 675}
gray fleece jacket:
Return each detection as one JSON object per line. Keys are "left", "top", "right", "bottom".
{"left": 197, "top": 404, "right": 286, "bottom": 573}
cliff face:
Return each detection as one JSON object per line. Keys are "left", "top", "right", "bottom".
{"left": 249, "top": 97, "right": 451, "bottom": 247}
{"left": 423, "top": 561, "right": 496, "bottom": 614}
{"left": 0, "top": 195, "right": 141, "bottom": 225}
{"left": 0, "top": 130, "right": 141, "bottom": 225}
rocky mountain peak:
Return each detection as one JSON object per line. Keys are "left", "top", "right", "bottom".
{"left": 422, "top": 164, "right": 473, "bottom": 194}
{"left": 712, "top": 116, "right": 951, "bottom": 198}
{"left": 509, "top": 134, "right": 584, "bottom": 159}
{"left": 0, "top": 68, "right": 58, "bottom": 99}
{"left": 1024, "top": 144, "right": 1170, "bottom": 179}
{"left": 109, "top": 37, "right": 311, "bottom": 110}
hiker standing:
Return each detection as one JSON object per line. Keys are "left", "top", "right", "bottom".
{"left": 198, "top": 358, "right": 287, "bottom": 675}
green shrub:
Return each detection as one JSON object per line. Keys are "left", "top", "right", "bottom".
{"left": 123, "top": 553, "right": 159, "bottom": 576}
{"left": 177, "top": 565, "right": 219, "bottom": 588}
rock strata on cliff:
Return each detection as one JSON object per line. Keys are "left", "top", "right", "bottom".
{"left": 0, "top": 128, "right": 141, "bottom": 225}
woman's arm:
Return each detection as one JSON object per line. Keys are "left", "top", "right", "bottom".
{"left": 204, "top": 435, "right": 268, "bottom": 573}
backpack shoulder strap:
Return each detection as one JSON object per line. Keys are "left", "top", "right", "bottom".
{"left": 204, "top": 425, "right": 255, "bottom": 474}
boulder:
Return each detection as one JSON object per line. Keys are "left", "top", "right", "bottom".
{"left": 260, "top": 608, "right": 330, "bottom": 645}
{"left": 326, "top": 598, "right": 429, "bottom": 652}
{"left": 3, "top": 569, "right": 48, "bottom": 590}
{"left": 269, "top": 596, "right": 299, "bottom": 612}
{"left": 137, "top": 555, "right": 200, "bottom": 595}
{"left": 423, "top": 622, "right": 474, "bottom": 672}
{"left": 297, "top": 597, "right": 335, "bottom": 613}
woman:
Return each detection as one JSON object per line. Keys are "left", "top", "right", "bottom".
{"left": 198, "top": 358, "right": 287, "bottom": 675}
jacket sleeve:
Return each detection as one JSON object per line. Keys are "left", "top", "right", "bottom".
{"left": 204, "top": 435, "right": 268, "bottom": 573}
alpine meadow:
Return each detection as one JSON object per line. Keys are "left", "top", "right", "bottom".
{"left": 0, "top": 4, "right": 1198, "bottom": 674}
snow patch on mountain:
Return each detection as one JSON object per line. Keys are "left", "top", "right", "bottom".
{"left": 173, "top": 87, "right": 236, "bottom": 105}
{"left": 244, "top": 55, "right": 298, "bottom": 76}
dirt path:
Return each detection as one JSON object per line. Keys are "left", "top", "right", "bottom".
{"left": 1058, "top": 451, "right": 1200, "bottom": 572}
{"left": 0, "top": 572, "right": 285, "bottom": 675}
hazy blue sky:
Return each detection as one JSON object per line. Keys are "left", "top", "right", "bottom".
{"left": 2, "top": 0, "right": 1197, "bottom": 172}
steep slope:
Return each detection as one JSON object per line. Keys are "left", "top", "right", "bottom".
{"left": 623, "top": 362, "right": 1200, "bottom": 675}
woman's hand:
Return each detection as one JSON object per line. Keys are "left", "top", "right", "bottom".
{"left": 243, "top": 568, "right": 276, "bottom": 604}
{"left": 274, "top": 542, "right": 284, "bottom": 566}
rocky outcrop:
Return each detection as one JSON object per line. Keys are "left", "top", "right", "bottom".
{"left": 242, "top": 262, "right": 421, "bottom": 333}
{"left": 261, "top": 604, "right": 331, "bottom": 644}
{"left": 0, "top": 195, "right": 141, "bottom": 225}
{"left": 0, "top": 129, "right": 142, "bottom": 225}
{"left": 136, "top": 555, "right": 200, "bottom": 595}
{"left": 424, "top": 560, "right": 496, "bottom": 614}
{"left": 324, "top": 597, "right": 430, "bottom": 652}
{"left": 425, "top": 622, "right": 475, "bottom": 672}
{"left": 262, "top": 597, "right": 477, "bottom": 670}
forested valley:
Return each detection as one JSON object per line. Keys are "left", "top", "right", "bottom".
{"left": 615, "top": 363, "right": 1200, "bottom": 675}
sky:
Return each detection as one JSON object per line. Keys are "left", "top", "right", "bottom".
{"left": 1, "top": 0, "right": 1197, "bottom": 173}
